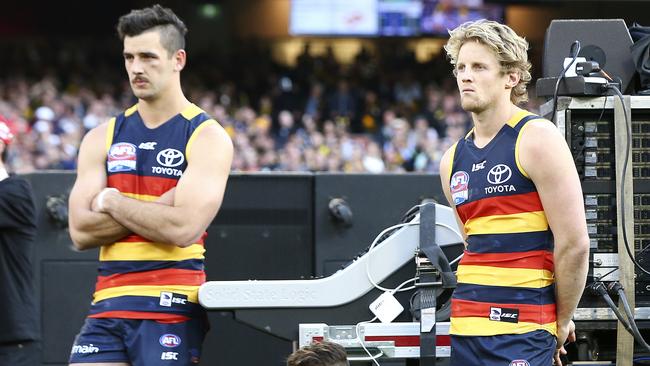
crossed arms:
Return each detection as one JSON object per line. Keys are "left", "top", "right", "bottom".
{"left": 68, "top": 121, "right": 233, "bottom": 249}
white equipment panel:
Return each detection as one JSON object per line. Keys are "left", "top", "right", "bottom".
{"left": 199, "top": 204, "right": 463, "bottom": 308}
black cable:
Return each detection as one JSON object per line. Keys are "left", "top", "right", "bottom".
{"left": 598, "top": 69, "right": 615, "bottom": 83}
{"left": 591, "top": 282, "right": 634, "bottom": 333}
{"left": 371, "top": 204, "right": 422, "bottom": 246}
{"left": 612, "top": 77, "right": 650, "bottom": 261}
{"left": 613, "top": 283, "right": 650, "bottom": 352}
{"left": 595, "top": 95, "right": 607, "bottom": 124}
{"left": 401, "top": 204, "right": 422, "bottom": 223}
{"left": 607, "top": 84, "right": 650, "bottom": 275}
{"left": 551, "top": 40, "right": 581, "bottom": 122}
{"left": 595, "top": 266, "right": 619, "bottom": 281}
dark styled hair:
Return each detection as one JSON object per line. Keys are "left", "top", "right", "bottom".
{"left": 116, "top": 4, "right": 188, "bottom": 57}
{"left": 286, "top": 342, "right": 349, "bottom": 366}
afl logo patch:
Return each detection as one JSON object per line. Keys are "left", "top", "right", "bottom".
{"left": 509, "top": 360, "right": 530, "bottom": 366}
{"left": 450, "top": 171, "right": 469, "bottom": 205}
{"left": 159, "top": 334, "right": 181, "bottom": 348}
{"left": 107, "top": 142, "right": 137, "bottom": 172}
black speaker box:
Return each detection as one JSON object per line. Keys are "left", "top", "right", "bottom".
{"left": 543, "top": 19, "right": 636, "bottom": 93}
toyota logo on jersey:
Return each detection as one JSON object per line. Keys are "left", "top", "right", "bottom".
{"left": 156, "top": 148, "right": 184, "bottom": 167}
{"left": 487, "top": 164, "right": 512, "bottom": 185}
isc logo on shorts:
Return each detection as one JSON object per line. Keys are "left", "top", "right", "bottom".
{"left": 161, "top": 352, "right": 179, "bottom": 360}
{"left": 509, "top": 360, "right": 530, "bottom": 366}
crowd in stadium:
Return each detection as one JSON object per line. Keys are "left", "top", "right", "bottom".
{"left": 0, "top": 38, "right": 541, "bottom": 174}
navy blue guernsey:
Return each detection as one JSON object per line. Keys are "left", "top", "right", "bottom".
{"left": 90, "top": 103, "right": 218, "bottom": 322}
{"left": 447, "top": 110, "right": 557, "bottom": 336}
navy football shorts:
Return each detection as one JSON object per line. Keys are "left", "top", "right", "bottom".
{"left": 450, "top": 330, "right": 556, "bottom": 366}
{"left": 69, "top": 317, "right": 208, "bottom": 365}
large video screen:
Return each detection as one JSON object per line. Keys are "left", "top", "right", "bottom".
{"left": 420, "top": 0, "right": 505, "bottom": 36}
{"left": 378, "top": 0, "right": 422, "bottom": 37}
{"left": 289, "top": 0, "right": 504, "bottom": 37}
{"left": 289, "top": 0, "right": 378, "bottom": 36}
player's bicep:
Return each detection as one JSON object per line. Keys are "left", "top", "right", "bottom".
{"left": 520, "top": 122, "right": 587, "bottom": 244}
{"left": 439, "top": 145, "right": 466, "bottom": 240}
{"left": 439, "top": 147, "right": 454, "bottom": 205}
{"left": 174, "top": 124, "right": 233, "bottom": 226}
{"left": 69, "top": 126, "right": 108, "bottom": 221}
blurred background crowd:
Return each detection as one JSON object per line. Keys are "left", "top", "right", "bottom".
{"left": 0, "top": 37, "right": 541, "bottom": 175}
{"left": 1, "top": 0, "right": 645, "bottom": 174}
{"left": 0, "top": 0, "right": 650, "bottom": 174}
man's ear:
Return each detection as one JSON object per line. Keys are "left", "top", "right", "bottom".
{"left": 174, "top": 49, "right": 186, "bottom": 72}
{"left": 505, "top": 71, "right": 520, "bottom": 90}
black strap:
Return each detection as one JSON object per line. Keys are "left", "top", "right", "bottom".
{"left": 419, "top": 282, "right": 437, "bottom": 366}
{"left": 419, "top": 203, "right": 438, "bottom": 366}
{"left": 419, "top": 203, "right": 456, "bottom": 289}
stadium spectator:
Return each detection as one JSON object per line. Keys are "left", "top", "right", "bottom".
{"left": 0, "top": 118, "right": 39, "bottom": 366}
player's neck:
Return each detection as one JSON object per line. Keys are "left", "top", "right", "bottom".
{"left": 471, "top": 100, "right": 520, "bottom": 147}
{"left": 138, "top": 87, "right": 191, "bottom": 129}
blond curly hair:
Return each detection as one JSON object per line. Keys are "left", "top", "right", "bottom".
{"left": 444, "top": 20, "right": 532, "bottom": 105}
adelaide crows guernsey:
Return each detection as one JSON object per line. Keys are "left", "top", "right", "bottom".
{"left": 448, "top": 110, "right": 556, "bottom": 337}
{"left": 89, "top": 103, "right": 217, "bottom": 322}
